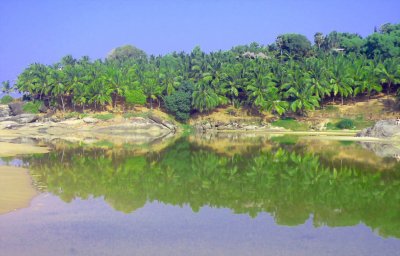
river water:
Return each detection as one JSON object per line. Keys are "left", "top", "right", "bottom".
{"left": 0, "top": 134, "right": 399, "bottom": 256}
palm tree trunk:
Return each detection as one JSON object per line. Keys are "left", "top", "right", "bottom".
{"left": 61, "top": 96, "right": 65, "bottom": 112}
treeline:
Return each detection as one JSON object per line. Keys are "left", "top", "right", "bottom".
{"left": 10, "top": 23, "right": 400, "bottom": 121}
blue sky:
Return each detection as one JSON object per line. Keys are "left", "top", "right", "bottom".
{"left": 0, "top": 0, "right": 399, "bottom": 89}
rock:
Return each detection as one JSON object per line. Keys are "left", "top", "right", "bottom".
{"left": 0, "top": 114, "right": 38, "bottom": 124}
{"left": 0, "top": 105, "right": 11, "bottom": 117}
{"left": 83, "top": 117, "right": 99, "bottom": 124}
{"left": 162, "top": 120, "right": 175, "bottom": 131}
{"left": 243, "top": 125, "right": 259, "bottom": 130}
{"left": 59, "top": 119, "right": 84, "bottom": 126}
{"left": 50, "top": 117, "right": 61, "bottom": 122}
{"left": 15, "top": 114, "right": 39, "bottom": 124}
{"left": 148, "top": 115, "right": 176, "bottom": 131}
{"left": 8, "top": 102, "right": 24, "bottom": 116}
{"left": 0, "top": 121, "right": 19, "bottom": 130}
{"left": 357, "top": 120, "right": 400, "bottom": 138}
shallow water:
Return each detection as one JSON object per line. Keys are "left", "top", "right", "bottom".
{"left": 0, "top": 135, "right": 399, "bottom": 256}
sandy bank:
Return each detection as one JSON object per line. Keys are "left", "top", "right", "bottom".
{"left": 0, "top": 142, "right": 49, "bottom": 157}
{"left": 0, "top": 166, "right": 38, "bottom": 214}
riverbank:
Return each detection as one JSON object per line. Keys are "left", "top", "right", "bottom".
{"left": 0, "top": 166, "right": 38, "bottom": 214}
{"left": 1, "top": 95, "right": 399, "bottom": 147}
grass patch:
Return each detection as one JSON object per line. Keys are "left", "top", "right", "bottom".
{"left": 326, "top": 122, "right": 338, "bottom": 130}
{"left": 353, "top": 119, "right": 374, "bottom": 130}
{"left": 65, "top": 112, "right": 88, "bottom": 119}
{"left": 324, "top": 105, "right": 339, "bottom": 112}
{"left": 122, "top": 111, "right": 150, "bottom": 119}
{"left": 326, "top": 117, "right": 374, "bottom": 130}
{"left": 271, "top": 118, "right": 309, "bottom": 131}
{"left": 0, "top": 95, "right": 13, "bottom": 104}
{"left": 93, "top": 113, "right": 115, "bottom": 121}
{"left": 22, "top": 101, "right": 42, "bottom": 114}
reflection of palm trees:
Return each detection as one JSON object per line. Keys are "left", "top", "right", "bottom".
{"left": 24, "top": 139, "right": 400, "bottom": 238}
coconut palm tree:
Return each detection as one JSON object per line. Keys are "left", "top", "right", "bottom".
{"left": 375, "top": 58, "right": 400, "bottom": 97}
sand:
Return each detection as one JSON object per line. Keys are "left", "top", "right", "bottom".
{"left": 0, "top": 166, "right": 38, "bottom": 214}
{"left": 0, "top": 142, "right": 49, "bottom": 157}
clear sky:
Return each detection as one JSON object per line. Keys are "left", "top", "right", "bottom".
{"left": 0, "top": 0, "right": 399, "bottom": 88}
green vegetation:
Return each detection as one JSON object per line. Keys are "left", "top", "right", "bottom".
{"left": 164, "top": 81, "right": 194, "bottom": 121}
{"left": 22, "top": 101, "right": 42, "bottom": 114}
{"left": 25, "top": 138, "right": 400, "bottom": 238}
{"left": 125, "top": 89, "right": 147, "bottom": 107}
{"left": 122, "top": 111, "right": 150, "bottom": 119}
{"left": 14, "top": 23, "right": 400, "bottom": 121}
{"left": 336, "top": 119, "right": 355, "bottom": 129}
{"left": 327, "top": 117, "right": 374, "bottom": 130}
{"left": 64, "top": 111, "right": 88, "bottom": 119}
{"left": 271, "top": 118, "right": 309, "bottom": 131}
{"left": 93, "top": 113, "right": 115, "bottom": 121}
{"left": 0, "top": 95, "right": 13, "bottom": 104}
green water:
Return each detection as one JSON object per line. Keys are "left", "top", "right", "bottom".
{"left": 1, "top": 135, "right": 400, "bottom": 255}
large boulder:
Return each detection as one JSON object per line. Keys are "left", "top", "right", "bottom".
{"left": 13, "top": 114, "right": 39, "bottom": 124}
{"left": 0, "top": 114, "right": 38, "bottom": 124}
{"left": 357, "top": 120, "right": 400, "bottom": 138}
{"left": 8, "top": 102, "right": 24, "bottom": 116}
{"left": 83, "top": 117, "right": 99, "bottom": 124}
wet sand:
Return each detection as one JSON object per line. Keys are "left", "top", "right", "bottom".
{"left": 0, "top": 166, "right": 38, "bottom": 214}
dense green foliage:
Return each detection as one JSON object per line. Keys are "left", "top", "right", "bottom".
{"left": 22, "top": 101, "right": 42, "bottom": 114}
{"left": 124, "top": 89, "right": 147, "bottom": 107}
{"left": 276, "top": 33, "right": 312, "bottom": 57}
{"left": 164, "top": 82, "right": 194, "bottom": 121}
{"left": 0, "top": 95, "right": 13, "bottom": 104}
{"left": 24, "top": 138, "right": 400, "bottom": 238}
{"left": 336, "top": 118, "right": 355, "bottom": 129}
{"left": 14, "top": 23, "right": 400, "bottom": 120}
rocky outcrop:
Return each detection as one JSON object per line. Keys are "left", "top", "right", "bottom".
{"left": 8, "top": 102, "right": 24, "bottom": 116}
{"left": 193, "top": 120, "right": 279, "bottom": 133}
{"left": 148, "top": 114, "right": 176, "bottom": 132}
{"left": 0, "top": 114, "right": 38, "bottom": 124}
{"left": 241, "top": 52, "right": 270, "bottom": 60}
{"left": 0, "top": 114, "right": 177, "bottom": 145}
{"left": 357, "top": 120, "right": 400, "bottom": 138}
{"left": 83, "top": 117, "right": 99, "bottom": 124}
{"left": 0, "top": 105, "right": 11, "bottom": 117}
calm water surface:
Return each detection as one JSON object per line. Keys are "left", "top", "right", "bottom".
{"left": 0, "top": 135, "right": 399, "bottom": 256}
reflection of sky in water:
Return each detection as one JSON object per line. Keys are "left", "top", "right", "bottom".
{"left": 0, "top": 158, "right": 24, "bottom": 167}
{"left": 0, "top": 194, "right": 399, "bottom": 256}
